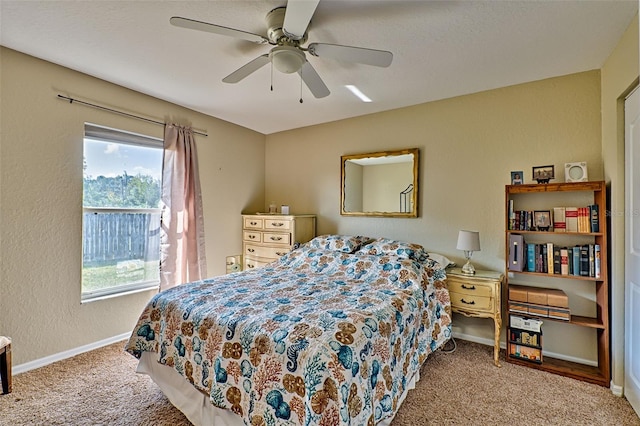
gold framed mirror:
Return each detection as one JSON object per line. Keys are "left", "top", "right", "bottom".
{"left": 340, "top": 148, "right": 419, "bottom": 217}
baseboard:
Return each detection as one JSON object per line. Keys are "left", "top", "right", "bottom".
{"left": 451, "top": 331, "right": 597, "bottom": 367}
{"left": 610, "top": 382, "right": 624, "bottom": 397}
{"left": 13, "top": 332, "right": 130, "bottom": 375}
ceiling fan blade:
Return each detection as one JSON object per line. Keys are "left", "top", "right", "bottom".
{"left": 170, "top": 16, "right": 269, "bottom": 44}
{"left": 308, "top": 43, "right": 393, "bottom": 67}
{"left": 283, "top": 0, "right": 320, "bottom": 40}
{"left": 298, "top": 61, "right": 330, "bottom": 98}
{"left": 222, "top": 54, "right": 270, "bottom": 83}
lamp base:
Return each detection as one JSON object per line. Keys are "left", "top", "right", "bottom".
{"left": 461, "top": 260, "right": 476, "bottom": 275}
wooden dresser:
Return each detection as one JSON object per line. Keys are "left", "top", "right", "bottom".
{"left": 241, "top": 214, "right": 316, "bottom": 270}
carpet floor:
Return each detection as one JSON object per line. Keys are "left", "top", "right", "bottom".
{"left": 0, "top": 339, "right": 638, "bottom": 425}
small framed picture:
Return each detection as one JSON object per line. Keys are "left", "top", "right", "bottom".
{"left": 511, "top": 171, "right": 524, "bottom": 185}
{"left": 534, "top": 210, "right": 551, "bottom": 231}
{"left": 532, "top": 165, "right": 555, "bottom": 184}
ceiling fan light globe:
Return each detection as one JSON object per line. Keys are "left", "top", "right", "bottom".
{"left": 270, "top": 46, "right": 306, "bottom": 74}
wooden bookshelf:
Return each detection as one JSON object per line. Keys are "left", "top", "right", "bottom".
{"left": 505, "top": 181, "right": 610, "bottom": 386}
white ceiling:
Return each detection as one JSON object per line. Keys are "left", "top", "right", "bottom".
{"left": 1, "top": 1, "right": 637, "bottom": 135}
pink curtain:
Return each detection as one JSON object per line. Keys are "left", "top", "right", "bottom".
{"left": 160, "top": 124, "right": 207, "bottom": 291}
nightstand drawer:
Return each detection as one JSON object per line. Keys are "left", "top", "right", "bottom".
{"left": 447, "top": 279, "right": 494, "bottom": 297}
{"left": 450, "top": 292, "right": 493, "bottom": 312}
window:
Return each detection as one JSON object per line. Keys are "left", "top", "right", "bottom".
{"left": 82, "top": 124, "right": 163, "bottom": 301}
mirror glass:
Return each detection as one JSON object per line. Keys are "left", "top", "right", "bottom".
{"left": 341, "top": 148, "right": 419, "bottom": 217}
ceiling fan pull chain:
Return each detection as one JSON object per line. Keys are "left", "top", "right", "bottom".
{"left": 270, "top": 61, "right": 274, "bottom": 92}
{"left": 299, "top": 75, "right": 303, "bottom": 103}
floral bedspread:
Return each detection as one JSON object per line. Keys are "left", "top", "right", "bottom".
{"left": 125, "top": 245, "right": 451, "bottom": 426}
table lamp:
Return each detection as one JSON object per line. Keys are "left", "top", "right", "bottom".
{"left": 457, "top": 230, "right": 480, "bottom": 275}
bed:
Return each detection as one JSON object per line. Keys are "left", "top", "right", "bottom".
{"left": 125, "top": 235, "right": 452, "bottom": 426}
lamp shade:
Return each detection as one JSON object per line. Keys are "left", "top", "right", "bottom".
{"left": 456, "top": 230, "right": 480, "bottom": 252}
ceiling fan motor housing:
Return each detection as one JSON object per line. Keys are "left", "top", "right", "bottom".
{"left": 266, "top": 6, "right": 307, "bottom": 44}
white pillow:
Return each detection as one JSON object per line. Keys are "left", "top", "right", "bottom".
{"left": 427, "top": 252, "right": 455, "bottom": 269}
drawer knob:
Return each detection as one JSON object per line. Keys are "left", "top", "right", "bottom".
{"left": 271, "top": 222, "right": 284, "bottom": 227}
{"left": 250, "top": 221, "right": 258, "bottom": 225}
{"left": 247, "top": 248, "right": 255, "bottom": 253}
{"left": 270, "top": 236, "right": 283, "bottom": 241}
{"left": 249, "top": 235, "right": 256, "bottom": 239}
{"left": 460, "top": 298, "right": 475, "bottom": 305}
{"left": 276, "top": 251, "right": 287, "bottom": 256}
{"left": 461, "top": 284, "right": 476, "bottom": 290}
{"left": 248, "top": 264, "right": 254, "bottom": 268}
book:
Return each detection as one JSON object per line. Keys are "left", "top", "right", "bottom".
{"left": 595, "top": 244, "right": 601, "bottom": 279}
{"left": 579, "top": 245, "right": 590, "bottom": 276}
{"left": 546, "top": 242, "right": 554, "bottom": 275}
{"left": 526, "top": 243, "right": 536, "bottom": 272}
{"left": 589, "top": 244, "right": 595, "bottom": 277}
{"left": 553, "top": 207, "right": 566, "bottom": 232}
{"left": 541, "top": 244, "right": 548, "bottom": 273}
{"left": 509, "top": 328, "right": 542, "bottom": 348}
{"left": 509, "top": 343, "right": 542, "bottom": 363}
{"left": 535, "top": 244, "right": 542, "bottom": 273}
{"left": 560, "top": 247, "right": 569, "bottom": 275}
{"left": 509, "top": 234, "right": 525, "bottom": 272}
{"left": 510, "top": 315, "right": 543, "bottom": 333}
{"left": 590, "top": 204, "right": 600, "bottom": 233}
{"left": 565, "top": 207, "right": 578, "bottom": 232}
{"left": 553, "top": 245, "right": 561, "bottom": 275}
{"left": 572, "top": 245, "right": 581, "bottom": 276}
{"left": 509, "top": 200, "right": 515, "bottom": 230}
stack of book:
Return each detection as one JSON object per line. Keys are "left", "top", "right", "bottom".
{"left": 553, "top": 205, "right": 599, "bottom": 233}
{"left": 508, "top": 234, "right": 601, "bottom": 278}
{"left": 508, "top": 285, "right": 570, "bottom": 321}
{"left": 508, "top": 315, "right": 543, "bottom": 364}
{"left": 508, "top": 201, "right": 599, "bottom": 233}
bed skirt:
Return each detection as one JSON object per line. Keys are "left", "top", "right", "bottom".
{"left": 137, "top": 351, "right": 422, "bottom": 426}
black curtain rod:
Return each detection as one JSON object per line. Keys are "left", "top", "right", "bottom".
{"left": 57, "top": 94, "right": 208, "bottom": 137}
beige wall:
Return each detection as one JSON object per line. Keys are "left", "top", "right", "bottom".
{"left": 1, "top": 13, "right": 635, "bottom": 386}
{"left": 601, "top": 14, "right": 639, "bottom": 390}
{"left": 266, "top": 70, "right": 603, "bottom": 362}
{"left": 0, "top": 47, "right": 265, "bottom": 365}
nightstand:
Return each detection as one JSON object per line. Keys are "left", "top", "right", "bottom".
{"left": 446, "top": 267, "right": 504, "bottom": 367}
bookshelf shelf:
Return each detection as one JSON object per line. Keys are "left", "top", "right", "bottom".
{"left": 509, "top": 270, "right": 603, "bottom": 282}
{"left": 505, "top": 181, "right": 609, "bottom": 386}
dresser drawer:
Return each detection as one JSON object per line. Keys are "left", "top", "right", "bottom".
{"left": 244, "top": 243, "right": 290, "bottom": 259}
{"left": 264, "top": 219, "right": 292, "bottom": 231}
{"left": 244, "top": 217, "right": 263, "bottom": 229}
{"left": 243, "top": 231, "right": 262, "bottom": 243}
{"left": 450, "top": 292, "right": 494, "bottom": 312}
{"left": 447, "top": 279, "right": 494, "bottom": 298}
{"left": 262, "top": 232, "right": 291, "bottom": 246}
{"left": 244, "top": 257, "right": 271, "bottom": 270}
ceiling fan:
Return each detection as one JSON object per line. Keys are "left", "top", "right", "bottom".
{"left": 170, "top": 0, "right": 393, "bottom": 99}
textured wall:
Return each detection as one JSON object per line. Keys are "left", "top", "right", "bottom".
{"left": 601, "top": 14, "right": 638, "bottom": 390}
{"left": 0, "top": 47, "right": 265, "bottom": 365}
{"left": 265, "top": 70, "right": 603, "bottom": 363}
